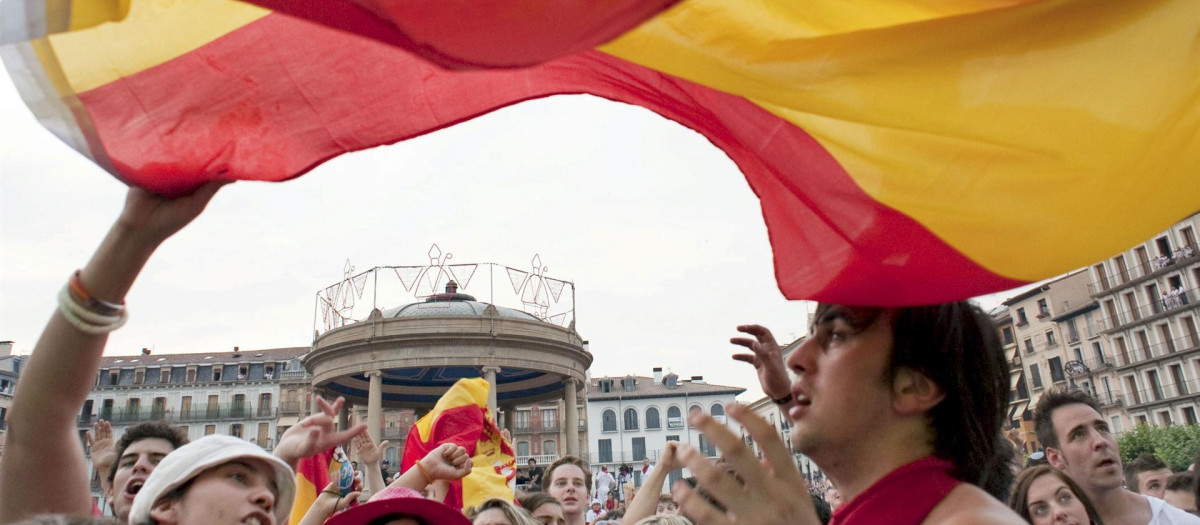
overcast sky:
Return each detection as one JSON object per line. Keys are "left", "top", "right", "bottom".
{"left": 0, "top": 64, "right": 1025, "bottom": 399}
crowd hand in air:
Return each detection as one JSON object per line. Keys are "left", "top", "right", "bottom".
{"left": 297, "top": 481, "right": 362, "bottom": 525}
{"left": 624, "top": 441, "right": 680, "bottom": 523}
{"left": 87, "top": 419, "right": 117, "bottom": 493}
{"left": 353, "top": 432, "right": 390, "bottom": 496}
{"left": 383, "top": 442, "right": 474, "bottom": 497}
{"left": 672, "top": 404, "right": 819, "bottom": 525}
{"left": 730, "top": 324, "right": 792, "bottom": 401}
{"left": 275, "top": 396, "right": 367, "bottom": 469}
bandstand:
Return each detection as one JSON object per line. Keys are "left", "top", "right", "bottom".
{"left": 304, "top": 258, "right": 592, "bottom": 455}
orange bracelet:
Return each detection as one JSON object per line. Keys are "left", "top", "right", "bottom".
{"left": 68, "top": 270, "right": 124, "bottom": 316}
{"left": 415, "top": 460, "right": 434, "bottom": 485}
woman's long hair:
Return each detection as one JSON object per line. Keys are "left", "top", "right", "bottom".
{"left": 1008, "top": 466, "right": 1103, "bottom": 524}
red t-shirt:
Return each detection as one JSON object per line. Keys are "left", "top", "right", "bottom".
{"left": 830, "top": 456, "right": 959, "bottom": 525}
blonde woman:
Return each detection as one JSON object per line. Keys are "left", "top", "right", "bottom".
{"left": 468, "top": 498, "right": 541, "bottom": 525}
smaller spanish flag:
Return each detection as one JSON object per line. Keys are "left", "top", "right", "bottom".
{"left": 289, "top": 445, "right": 353, "bottom": 524}
{"left": 401, "top": 378, "right": 516, "bottom": 511}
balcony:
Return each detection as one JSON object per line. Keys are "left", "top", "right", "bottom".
{"left": 516, "top": 453, "right": 559, "bottom": 467}
{"left": 1115, "top": 333, "right": 1200, "bottom": 369}
{"left": 381, "top": 426, "right": 409, "bottom": 440}
{"left": 1120, "top": 377, "right": 1200, "bottom": 409}
{"left": 1089, "top": 245, "right": 1198, "bottom": 295}
{"left": 514, "top": 420, "right": 560, "bottom": 434}
{"left": 589, "top": 449, "right": 662, "bottom": 465}
{"left": 83, "top": 402, "right": 278, "bottom": 425}
{"left": 1098, "top": 288, "right": 1197, "bottom": 333}
{"left": 279, "top": 402, "right": 306, "bottom": 416}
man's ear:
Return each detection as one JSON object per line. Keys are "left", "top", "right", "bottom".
{"left": 891, "top": 367, "right": 945, "bottom": 416}
{"left": 149, "top": 498, "right": 181, "bottom": 525}
{"left": 1046, "top": 447, "right": 1067, "bottom": 470}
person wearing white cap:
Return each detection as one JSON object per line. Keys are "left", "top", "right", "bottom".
{"left": 128, "top": 434, "right": 296, "bottom": 525}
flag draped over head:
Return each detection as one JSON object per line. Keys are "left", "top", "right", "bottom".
{"left": 288, "top": 445, "right": 351, "bottom": 525}
{"left": 401, "top": 378, "right": 515, "bottom": 511}
{"left": 2, "top": 0, "right": 1198, "bottom": 305}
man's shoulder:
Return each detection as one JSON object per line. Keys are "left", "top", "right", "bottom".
{"left": 923, "top": 484, "right": 1024, "bottom": 525}
{"left": 1148, "top": 495, "right": 1200, "bottom": 525}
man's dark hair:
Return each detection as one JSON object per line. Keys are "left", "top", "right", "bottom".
{"left": 517, "top": 492, "right": 561, "bottom": 515}
{"left": 1033, "top": 388, "right": 1101, "bottom": 450}
{"left": 107, "top": 421, "right": 190, "bottom": 482}
{"left": 1125, "top": 453, "right": 1170, "bottom": 492}
{"left": 1167, "top": 471, "right": 1196, "bottom": 492}
{"left": 871, "top": 301, "right": 1014, "bottom": 500}
{"left": 528, "top": 458, "right": 537, "bottom": 465}
{"left": 546, "top": 455, "right": 592, "bottom": 494}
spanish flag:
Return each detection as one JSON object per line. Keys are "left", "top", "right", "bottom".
{"left": 288, "top": 445, "right": 352, "bottom": 525}
{"left": 2, "top": 0, "right": 1197, "bottom": 305}
{"left": 401, "top": 378, "right": 515, "bottom": 511}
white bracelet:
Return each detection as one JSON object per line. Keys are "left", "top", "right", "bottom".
{"left": 58, "top": 286, "right": 128, "bottom": 334}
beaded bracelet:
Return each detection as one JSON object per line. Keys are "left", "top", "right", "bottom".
{"left": 58, "top": 284, "right": 128, "bottom": 334}
{"left": 67, "top": 270, "right": 125, "bottom": 316}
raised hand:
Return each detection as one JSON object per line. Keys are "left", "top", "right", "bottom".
{"left": 353, "top": 433, "right": 389, "bottom": 466}
{"left": 419, "top": 443, "right": 473, "bottom": 481}
{"left": 672, "top": 404, "right": 818, "bottom": 525}
{"left": 275, "top": 396, "right": 367, "bottom": 468}
{"left": 297, "top": 481, "right": 361, "bottom": 525}
{"left": 731, "top": 324, "right": 792, "bottom": 400}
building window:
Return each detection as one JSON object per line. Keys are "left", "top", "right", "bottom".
{"left": 257, "top": 423, "right": 270, "bottom": 448}
{"left": 516, "top": 410, "right": 530, "bottom": 430}
{"left": 602, "top": 410, "right": 617, "bottom": 432}
{"left": 212, "top": 367, "right": 223, "bottom": 382}
{"left": 632, "top": 437, "right": 647, "bottom": 461}
{"left": 666, "top": 435, "right": 680, "bottom": 442}
{"left": 109, "top": 371, "right": 119, "bottom": 385}
{"left": 666, "top": 406, "right": 683, "bottom": 429}
{"left": 698, "top": 434, "right": 716, "bottom": 457}
{"left": 1049, "top": 357, "right": 1065, "bottom": 383}
{"left": 645, "top": 407, "right": 661, "bottom": 429}
{"left": 1030, "top": 364, "right": 1043, "bottom": 389}
{"left": 1001, "top": 327, "right": 1014, "bottom": 346}
{"left": 543, "top": 440, "right": 556, "bottom": 457}
{"left": 600, "top": 380, "right": 613, "bottom": 393}
{"left": 1184, "top": 407, "right": 1198, "bottom": 426}
{"left": 710, "top": 403, "right": 725, "bottom": 418}
{"left": 622, "top": 377, "right": 636, "bottom": 392}
{"left": 1111, "top": 417, "right": 1123, "bottom": 434}
{"left": 1024, "top": 339, "right": 1034, "bottom": 355}
{"left": 264, "top": 364, "right": 275, "bottom": 379}
{"left": 238, "top": 365, "right": 248, "bottom": 380}
{"left": 1037, "top": 299, "right": 1050, "bottom": 317}
{"left": 623, "top": 408, "right": 639, "bottom": 431}
{"left": 204, "top": 424, "right": 216, "bottom": 436}
{"left": 517, "top": 441, "right": 530, "bottom": 457}
{"left": 541, "top": 409, "right": 556, "bottom": 430}
{"left": 186, "top": 367, "right": 196, "bottom": 383}
{"left": 598, "top": 439, "right": 613, "bottom": 463}
{"left": 1046, "top": 331, "right": 1057, "bottom": 347}
{"left": 231, "top": 423, "right": 243, "bottom": 438}
{"left": 159, "top": 368, "right": 170, "bottom": 384}
{"left": 1016, "top": 308, "right": 1028, "bottom": 326}
{"left": 1158, "top": 411, "right": 1173, "bottom": 427}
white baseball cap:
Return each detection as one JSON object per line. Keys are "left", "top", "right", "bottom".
{"left": 129, "top": 434, "right": 295, "bottom": 524}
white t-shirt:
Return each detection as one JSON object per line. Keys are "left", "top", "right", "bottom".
{"left": 1148, "top": 495, "right": 1200, "bottom": 525}
{"left": 595, "top": 471, "right": 614, "bottom": 497}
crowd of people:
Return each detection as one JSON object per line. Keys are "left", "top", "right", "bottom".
{"left": 1, "top": 184, "right": 1199, "bottom": 525}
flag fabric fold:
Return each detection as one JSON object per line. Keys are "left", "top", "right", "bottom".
{"left": 401, "top": 378, "right": 515, "bottom": 512}
{"left": 2, "top": 0, "right": 1198, "bottom": 305}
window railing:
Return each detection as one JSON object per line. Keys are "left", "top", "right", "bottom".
{"left": 80, "top": 402, "right": 278, "bottom": 424}
{"left": 1097, "top": 285, "right": 1198, "bottom": 332}
{"left": 514, "top": 420, "right": 560, "bottom": 433}
{"left": 1120, "top": 377, "right": 1200, "bottom": 408}
{"left": 588, "top": 449, "right": 661, "bottom": 465}
{"left": 1089, "top": 244, "right": 1198, "bottom": 294}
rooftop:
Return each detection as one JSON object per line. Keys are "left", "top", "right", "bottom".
{"left": 98, "top": 347, "right": 308, "bottom": 368}
{"left": 587, "top": 374, "right": 745, "bottom": 400}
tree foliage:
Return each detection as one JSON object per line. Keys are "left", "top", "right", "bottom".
{"left": 1117, "top": 424, "right": 1200, "bottom": 471}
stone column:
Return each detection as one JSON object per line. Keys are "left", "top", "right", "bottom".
{"left": 367, "top": 370, "right": 383, "bottom": 443}
{"left": 563, "top": 378, "right": 579, "bottom": 456}
{"left": 502, "top": 405, "right": 516, "bottom": 435}
{"left": 338, "top": 400, "right": 350, "bottom": 431}
{"left": 482, "top": 366, "right": 501, "bottom": 421}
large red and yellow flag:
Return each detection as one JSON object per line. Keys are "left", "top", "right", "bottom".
{"left": 2, "top": 0, "right": 1198, "bottom": 304}
{"left": 288, "top": 446, "right": 344, "bottom": 525}
{"left": 401, "top": 378, "right": 515, "bottom": 511}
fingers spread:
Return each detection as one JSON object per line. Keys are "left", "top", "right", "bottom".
{"left": 731, "top": 353, "right": 757, "bottom": 364}
{"left": 688, "top": 410, "right": 764, "bottom": 488}
{"left": 727, "top": 404, "right": 803, "bottom": 486}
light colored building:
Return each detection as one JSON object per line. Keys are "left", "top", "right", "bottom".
{"left": 0, "top": 341, "right": 25, "bottom": 462}
{"left": 586, "top": 369, "right": 744, "bottom": 492}
{"left": 1088, "top": 212, "right": 1200, "bottom": 429}
{"left": 81, "top": 346, "right": 309, "bottom": 509}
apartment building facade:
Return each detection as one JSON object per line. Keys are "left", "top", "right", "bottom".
{"left": 1089, "top": 212, "right": 1200, "bottom": 429}
{"left": 586, "top": 370, "right": 744, "bottom": 491}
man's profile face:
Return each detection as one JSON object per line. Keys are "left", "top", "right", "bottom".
{"left": 784, "top": 306, "right": 895, "bottom": 456}
{"left": 1046, "top": 403, "right": 1122, "bottom": 493}
{"left": 110, "top": 437, "right": 176, "bottom": 520}
{"left": 1135, "top": 468, "right": 1172, "bottom": 499}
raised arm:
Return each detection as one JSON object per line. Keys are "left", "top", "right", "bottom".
{"left": 379, "top": 443, "right": 472, "bottom": 497}
{"left": 623, "top": 442, "right": 678, "bottom": 523}
{"left": 0, "top": 183, "right": 227, "bottom": 523}
{"left": 353, "top": 432, "right": 390, "bottom": 498}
